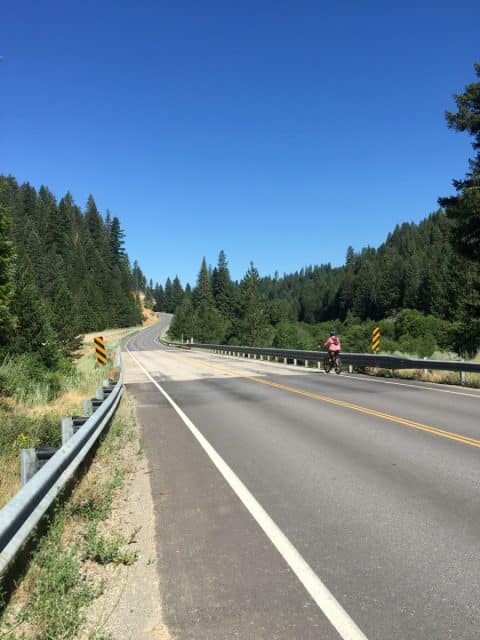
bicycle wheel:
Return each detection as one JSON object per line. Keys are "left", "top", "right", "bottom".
{"left": 334, "top": 356, "right": 341, "bottom": 374}
{"left": 323, "top": 356, "right": 331, "bottom": 373}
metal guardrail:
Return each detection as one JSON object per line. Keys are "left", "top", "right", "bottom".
{"left": 0, "top": 371, "right": 123, "bottom": 575}
{"left": 183, "top": 343, "right": 480, "bottom": 374}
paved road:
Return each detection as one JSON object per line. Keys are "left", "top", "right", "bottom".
{"left": 124, "top": 320, "right": 480, "bottom": 640}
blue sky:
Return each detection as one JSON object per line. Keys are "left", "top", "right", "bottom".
{"left": 1, "top": 1, "right": 479, "bottom": 287}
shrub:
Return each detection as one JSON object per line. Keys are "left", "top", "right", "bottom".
{"left": 0, "top": 353, "right": 74, "bottom": 404}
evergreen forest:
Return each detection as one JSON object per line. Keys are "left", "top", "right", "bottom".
{"left": 0, "top": 176, "right": 145, "bottom": 392}
{"left": 160, "top": 63, "right": 480, "bottom": 359}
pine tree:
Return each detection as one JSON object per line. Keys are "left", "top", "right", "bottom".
{"left": 171, "top": 276, "right": 184, "bottom": 311}
{"left": 153, "top": 284, "right": 165, "bottom": 311}
{"left": 164, "top": 277, "right": 173, "bottom": 312}
{"left": 12, "top": 266, "right": 59, "bottom": 365}
{"left": 438, "top": 62, "right": 480, "bottom": 354}
{"left": 439, "top": 63, "right": 480, "bottom": 261}
{"left": 189, "top": 257, "right": 226, "bottom": 341}
{"left": 169, "top": 296, "right": 195, "bottom": 341}
{"left": 85, "top": 195, "right": 106, "bottom": 249}
{"left": 109, "top": 216, "right": 126, "bottom": 265}
{"left": 212, "top": 250, "right": 235, "bottom": 319}
{"left": 236, "top": 263, "right": 270, "bottom": 346}
{"left": 0, "top": 203, "right": 14, "bottom": 345}
{"left": 52, "top": 280, "right": 82, "bottom": 356}
{"left": 192, "top": 258, "right": 213, "bottom": 308}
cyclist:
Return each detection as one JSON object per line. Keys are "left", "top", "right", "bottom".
{"left": 323, "top": 330, "right": 341, "bottom": 369}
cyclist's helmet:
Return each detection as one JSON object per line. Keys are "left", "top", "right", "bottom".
{"left": 329, "top": 330, "right": 336, "bottom": 336}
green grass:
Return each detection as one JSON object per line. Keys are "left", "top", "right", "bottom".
{"left": 0, "top": 413, "right": 62, "bottom": 460}
{"left": 18, "top": 512, "right": 99, "bottom": 640}
{"left": 0, "top": 397, "right": 139, "bottom": 639}
{"left": 0, "top": 336, "right": 124, "bottom": 509}
{"left": 83, "top": 522, "right": 137, "bottom": 567}
{"left": 0, "top": 329, "right": 141, "bottom": 638}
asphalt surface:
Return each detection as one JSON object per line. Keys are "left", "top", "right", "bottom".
{"left": 124, "top": 319, "right": 480, "bottom": 640}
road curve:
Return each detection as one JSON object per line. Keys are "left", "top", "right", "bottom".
{"left": 124, "top": 319, "right": 480, "bottom": 640}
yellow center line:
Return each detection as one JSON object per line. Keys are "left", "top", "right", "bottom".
{"left": 167, "top": 351, "right": 480, "bottom": 449}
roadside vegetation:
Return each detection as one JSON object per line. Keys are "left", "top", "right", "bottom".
{"left": 0, "top": 329, "right": 143, "bottom": 640}
{"left": 0, "top": 170, "right": 152, "bottom": 510}
{"left": 0, "top": 329, "right": 135, "bottom": 509}
{"left": 0, "top": 137, "right": 156, "bottom": 637}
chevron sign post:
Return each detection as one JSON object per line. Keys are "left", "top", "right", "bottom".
{"left": 94, "top": 336, "right": 107, "bottom": 366}
{"left": 371, "top": 327, "right": 380, "bottom": 353}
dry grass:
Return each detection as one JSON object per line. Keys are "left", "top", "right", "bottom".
{"left": 0, "top": 459, "right": 22, "bottom": 507}
{"left": 79, "top": 307, "right": 158, "bottom": 359}
{"left": 370, "top": 367, "right": 480, "bottom": 387}
{"left": 0, "top": 391, "right": 142, "bottom": 640}
{"left": 368, "top": 349, "right": 480, "bottom": 388}
{"left": 0, "top": 312, "right": 160, "bottom": 510}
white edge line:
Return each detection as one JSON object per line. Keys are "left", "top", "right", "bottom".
{"left": 124, "top": 344, "right": 369, "bottom": 640}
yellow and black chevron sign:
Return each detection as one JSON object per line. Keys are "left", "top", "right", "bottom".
{"left": 372, "top": 327, "right": 380, "bottom": 353}
{"left": 94, "top": 336, "right": 107, "bottom": 366}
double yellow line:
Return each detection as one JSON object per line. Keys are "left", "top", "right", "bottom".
{"left": 182, "top": 355, "right": 480, "bottom": 449}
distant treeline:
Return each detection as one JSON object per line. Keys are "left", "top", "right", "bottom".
{"left": 151, "top": 211, "right": 459, "bottom": 323}
{"left": 153, "top": 63, "right": 480, "bottom": 357}
{"left": 151, "top": 212, "right": 474, "bottom": 357}
{"left": 0, "top": 175, "right": 144, "bottom": 367}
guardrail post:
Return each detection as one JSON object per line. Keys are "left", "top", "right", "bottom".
{"left": 84, "top": 398, "right": 102, "bottom": 415}
{"left": 102, "top": 380, "right": 114, "bottom": 393}
{"left": 461, "top": 359, "right": 466, "bottom": 385}
{"left": 423, "top": 357, "right": 428, "bottom": 376}
{"left": 293, "top": 358, "right": 297, "bottom": 366}
{"left": 61, "top": 417, "right": 74, "bottom": 445}
{"left": 84, "top": 399, "right": 93, "bottom": 416}
{"left": 305, "top": 360, "right": 309, "bottom": 368}
{"left": 20, "top": 446, "right": 58, "bottom": 485}
{"left": 284, "top": 358, "right": 287, "bottom": 365}
{"left": 20, "top": 448, "right": 36, "bottom": 485}
{"left": 317, "top": 361, "right": 321, "bottom": 369}
{"left": 349, "top": 364, "right": 353, "bottom": 373}
{"left": 61, "top": 416, "right": 90, "bottom": 445}
{"left": 114, "top": 349, "right": 121, "bottom": 368}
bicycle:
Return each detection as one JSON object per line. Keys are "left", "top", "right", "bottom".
{"left": 323, "top": 352, "right": 341, "bottom": 374}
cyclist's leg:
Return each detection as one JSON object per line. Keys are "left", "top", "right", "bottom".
{"left": 324, "top": 352, "right": 331, "bottom": 372}
{"left": 334, "top": 352, "right": 341, "bottom": 373}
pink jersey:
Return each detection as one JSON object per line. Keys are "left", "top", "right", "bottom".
{"left": 324, "top": 336, "right": 341, "bottom": 351}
